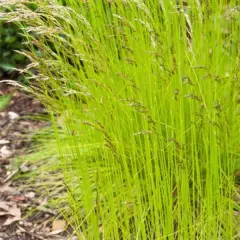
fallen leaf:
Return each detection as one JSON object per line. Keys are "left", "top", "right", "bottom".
{"left": 8, "top": 204, "right": 21, "bottom": 218}
{"left": 3, "top": 216, "right": 21, "bottom": 226}
{"left": 52, "top": 219, "right": 66, "bottom": 231}
{"left": 0, "top": 183, "right": 15, "bottom": 193}
{"left": 0, "top": 202, "right": 10, "bottom": 211}
{"left": 2, "top": 204, "right": 21, "bottom": 226}
{"left": 0, "top": 211, "right": 10, "bottom": 216}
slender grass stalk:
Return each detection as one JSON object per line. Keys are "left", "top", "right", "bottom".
{"left": 1, "top": 0, "right": 240, "bottom": 238}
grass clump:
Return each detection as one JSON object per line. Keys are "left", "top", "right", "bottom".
{"left": 1, "top": 0, "right": 240, "bottom": 239}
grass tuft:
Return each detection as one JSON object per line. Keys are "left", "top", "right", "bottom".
{"left": 2, "top": 0, "right": 240, "bottom": 239}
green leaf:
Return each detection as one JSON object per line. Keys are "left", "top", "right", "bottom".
{"left": 5, "top": 36, "right": 17, "bottom": 44}
{"left": 0, "top": 94, "right": 12, "bottom": 111}
{"left": 13, "top": 53, "right": 26, "bottom": 61}
{"left": 0, "top": 63, "right": 15, "bottom": 72}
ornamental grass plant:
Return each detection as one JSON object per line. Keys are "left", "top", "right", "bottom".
{"left": 1, "top": 0, "right": 240, "bottom": 239}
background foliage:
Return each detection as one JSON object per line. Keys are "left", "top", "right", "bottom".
{"left": 0, "top": 17, "right": 28, "bottom": 81}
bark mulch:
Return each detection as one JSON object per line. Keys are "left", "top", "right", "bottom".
{"left": 0, "top": 83, "right": 75, "bottom": 240}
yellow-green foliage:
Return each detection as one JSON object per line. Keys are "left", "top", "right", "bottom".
{"left": 2, "top": 0, "right": 240, "bottom": 239}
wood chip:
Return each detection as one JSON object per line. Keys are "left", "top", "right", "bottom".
{"left": 0, "top": 146, "right": 12, "bottom": 159}
{"left": 8, "top": 111, "right": 19, "bottom": 120}
{"left": 0, "top": 140, "right": 10, "bottom": 145}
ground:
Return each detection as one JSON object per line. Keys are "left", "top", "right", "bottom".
{"left": 0, "top": 83, "right": 74, "bottom": 240}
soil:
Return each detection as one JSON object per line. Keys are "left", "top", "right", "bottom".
{"left": 0, "top": 83, "right": 73, "bottom": 240}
